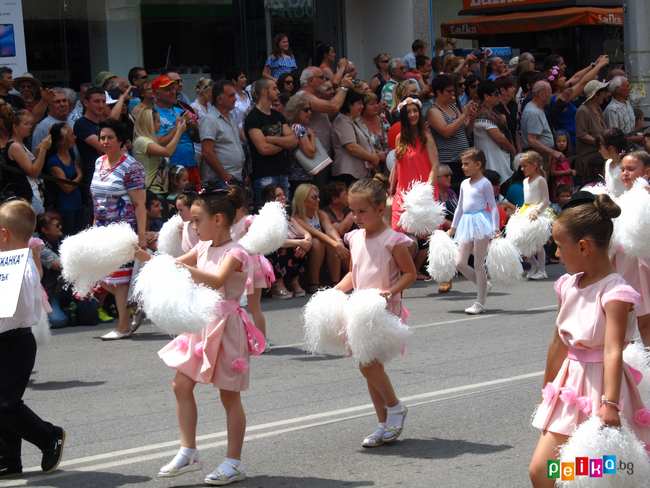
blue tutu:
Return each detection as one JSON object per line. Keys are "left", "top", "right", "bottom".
{"left": 454, "top": 210, "right": 493, "bottom": 243}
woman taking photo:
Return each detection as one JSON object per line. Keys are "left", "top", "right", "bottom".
{"left": 3, "top": 109, "right": 52, "bottom": 214}
{"left": 369, "top": 53, "right": 392, "bottom": 100}
{"left": 473, "top": 80, "right": 516, "bottom": 191}
{"left": 292, "top": 183, "right": 350, "bottom": 292}
{"left": 391, "top": 96, "right": 440, "bottom": 277}
{"left": 331, "top": 90, "right": 379, "bottom": 186}
{"left": 428, "top": 74, "right": 475, "bottom": 191}
{"left": 133, "top": 107, "right": 184, "bottom": 204}
{"left": 91, "top": 118, "right": 147, "bottom": 341}
{"left": 44, "top": 122, "right": 84, "bottom": 236}
{"left": 263, "top": 33, "right": 297, "bottom": 80}
{"left": 316, "top": 42, "right": 347, "bottom": 88}
{"left": 284, "top": 93, "right": 316, "bottom": 195}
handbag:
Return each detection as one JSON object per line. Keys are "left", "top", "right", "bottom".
{"left": 294, "top": 137, "right": 332, "bottom": 176}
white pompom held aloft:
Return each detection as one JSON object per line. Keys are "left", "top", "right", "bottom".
{"left": 345, "top": 289, "right": 412, "bottom": 366}
{"left": 302, "top": 288, "right": 349, "bottom": 355}
{"left": 133, "top": 254, "right": 222, "bottom": 335}
{"left": 426, "top": 230, "right": 457, "bottom": 283}
{"left": 238, "top": 202, "right": 288, "bottom": 255}
{"left": 505, "top": 207, "right": 553, "bottom": 257}
{"left": 613, "top": 178, "right": 650, "bottom": 259}
{"left": 486, "top": 238, "right": 523, "bottom": 285}
{"left": 397, "top": 182, "right": 446, "bottom": 236}
{"left": 60, "top": 223, "right": 139, "bottom": 298}
{"left": 558, "top": 416, "right": 650, "bottom": 487}
{"left": 157, "top": 215, "right": 184, "bottom": 257}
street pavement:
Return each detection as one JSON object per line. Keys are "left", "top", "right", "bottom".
{"left": 0, "top": 263, "right": 571, "bottom": 488}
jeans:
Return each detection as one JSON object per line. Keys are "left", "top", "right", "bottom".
{"left": 47, "top": 289, "right": 71, "bottom": 329}
{"left": 253, "top": 175, "right": 290, "bottom": 205}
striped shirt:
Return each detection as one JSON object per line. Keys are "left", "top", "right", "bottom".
{"left": 91, "top": 154, "right": 146, "bottom": 231}
{"left": 429, "top": 104, "right": 469, "bottom": 163}
{"left": 603, "top": 98, "right": 635, "bottom": 134}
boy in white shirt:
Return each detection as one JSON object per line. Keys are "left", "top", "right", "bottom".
{"left": 0, "top": 198, "right": 65, "bottom": 479}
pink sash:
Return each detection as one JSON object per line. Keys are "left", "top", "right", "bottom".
{"left": 568, "top": 346, "right": 643, "bottom": 385}
{"left": 215, "top": 299, "right": 266, "bottom": 355}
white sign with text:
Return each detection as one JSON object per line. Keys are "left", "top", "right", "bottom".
{"left": 0, "top": 247, "right": 29, "bottom": 318}
{"left": 0, "top": 1, "right": 27, "bottom": 78}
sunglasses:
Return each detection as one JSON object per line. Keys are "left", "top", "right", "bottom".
{"left": 379, "top": 59, "right": 389, "bottom": 64}
{"left": 457, "top": 82, "right": 465, "bottom": 87}
{"left": 310, "top": 195, "right": 320, "bottom": 201}
{"left": 301, "top": 107, "right": 312, "bottom": 113}
{"left": 53, "top": 222, "right": 62, "bottom": 228}
{"left": 444, "top": 89, "right": 455, "bottom": 94}
{"left": 487, "top": 91, "right": 500, "bottom": 97}
{"left": 469, "top": 83, "right": 479, "bottom": 89}
{"left": 286, "top": 80, "right": 294, "bottom": 84}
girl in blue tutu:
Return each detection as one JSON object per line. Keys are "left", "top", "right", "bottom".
{"left": 447, "top": 147, "right": 501, "bottom": 315}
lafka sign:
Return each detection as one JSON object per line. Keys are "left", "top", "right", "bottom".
{"left": 463, "top": 0, "right": 558, "bottom": 10}
{"left": 451, "top": 24, "right": 478, "bottom": 35}
{"left": 597, "top": 13, "right": 622, "bottom": 25}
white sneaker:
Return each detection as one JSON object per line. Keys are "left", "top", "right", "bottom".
{"left": 263, "top": 339, "right": 271, "bottom": 353}
{"left": 529, "top": 271, "right": 548, "bottom": 280}
{"left": 526, "top": 267, "right": 539, "bottom": 280}
{"left": 465, "top": 302, "right": 485, "bottom": 315}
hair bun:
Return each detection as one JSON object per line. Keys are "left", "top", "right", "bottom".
{"left": 594, "top": 193, "right": 621, "bottom": 220}
{"left": 227, "top": 185, "right": 245, "bottom": 210}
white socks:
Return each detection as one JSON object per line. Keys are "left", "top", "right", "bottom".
{"left": 205, "top": 458, "right": 243, "bottom": 480}
{"left": 162, "top": 446, "right": 198, "bottom": 472}
{"left": 386, "top": 401, "right": 405, "bottom": 429}
{"left": 373, "top": 423, "right": 386, "bottom": 438}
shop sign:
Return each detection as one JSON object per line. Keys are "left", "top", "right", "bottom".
{"left": 596, "top": 13, "right": 622, "bottom": 25}
{"left": 463, "top": 0, "right": 560, "bottom": 11}
{"left": 0, "top": 0, "right": 27, "bottom": 79}
{"left": 265, "top": 0, "right": 315, "bottom": 18}
{"left": 483, "top": 47, "right": 513, "bottom": 60}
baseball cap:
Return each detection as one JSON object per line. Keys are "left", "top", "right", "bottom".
{"left": 95, "top": 71, "right": 117, "bottom": 88}
{"left": 152, "top": 75, "right": 178, "bottom": 91}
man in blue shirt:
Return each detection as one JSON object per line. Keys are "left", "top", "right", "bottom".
{"left": 152, "top": 75, "right": 200, "bottom": 187}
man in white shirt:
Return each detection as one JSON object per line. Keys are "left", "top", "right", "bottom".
{"left": 603, "top": 76, "right": 646, "bottom": 146}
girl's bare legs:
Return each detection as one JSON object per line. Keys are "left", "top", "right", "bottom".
{"left": 529, "top": 430, "right": 570, "bottom": 487}
{"left": 173, "top": 372, "right": 198, "bottom": 448}
{"left": 247, "top": 288, "right": 266, "bottom": 338}
{"left": 220, "top": 390, "right": 246, "bottom": 460}
{"left": 359, "top": 361, "right": 399, "bottom": 418}
{"left": 307, "top": 238, "right": 325, "bottom": 292}
{"left": 325, "top": 243, "right": 341, "bottom": 283}
{"left": 100, "top": 283, "right": 131, "bottom": 334}
{"left": 638, "top": 314, "right": 650, "bottom": 347}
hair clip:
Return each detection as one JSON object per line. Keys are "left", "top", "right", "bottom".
{"left": 198, "top": 187, "right": 227, "bottom": 195}
{"left": 397, "top": 97, "right": 422, "bottom": 111}
{"left": 620, "top": 149, "right": 626, "bottom": 157}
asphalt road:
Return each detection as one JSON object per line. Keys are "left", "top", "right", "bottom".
{"left": 0, "top": 263, "right": 568, "bottom": 488}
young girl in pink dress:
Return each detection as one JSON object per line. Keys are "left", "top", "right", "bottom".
{"left": 175, "top": 192, "right": 200, "bottom": 253}
{"left": 230, "top": 188, "right": 275, "bottom": 351}
{"left": 335, "top": 178, "right": 416, "bottom": 448}
{"left": 612, "top": 151, "right": 650, "bottom": 346}
{"left": 529, "top": 192, "right": 650, "bottom": 488}
{"left": 138, "top": 182, "right": 256, "bottom": 486}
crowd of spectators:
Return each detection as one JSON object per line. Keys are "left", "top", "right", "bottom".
{"left": 0, "top": 33, "right": 647, "bottom": 329}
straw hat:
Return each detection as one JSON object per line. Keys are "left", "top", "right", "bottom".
{"left": 13, "top": 72, "right": 42, "bottom": 90}
{"left": 584, "top": 79, "right": 610, "bottom": 102}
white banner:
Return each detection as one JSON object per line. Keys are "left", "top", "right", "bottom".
{"left": 0, "top": 248, "right": 29, "bottom": 318}
{"left": 0, "top": 0, "right": 27, "bottom": 80}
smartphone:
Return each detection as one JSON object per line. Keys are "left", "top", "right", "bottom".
{"left": 0, "top": 25, "right": 15, "bottom": 57}
{"left": 475, "top": 49, "right": 485, "bottom": 60}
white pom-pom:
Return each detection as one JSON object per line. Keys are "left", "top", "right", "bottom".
{"left": 302, "top": 288, "right": 348, "bottom": 355}
{"left": 397, "top": 182, "right": 446, "bottom": 235}
{"left": 426, "top": 230, "right": 457, "bottom": 283}
{"left": 505, "top": 207, "right": 553, "bottom": 257}
{"left": 157, "top": 215, "right": 184, "bottom": 257}
{"left": 238, "top": 202, "right": 288, "bottom": 255}
{"left": 613, "top": 178, "right": 650, "bottom": 259}
{"left": 345, "top": 289, "right": 412, "bottom": 366}
{"left": 486, "top": 238, "right": 523, "bottom": 285}
{"left": 624, "top": 341, "right": 650, "bottom": 408}
{"left": 558, "top": 416, "right": 650, "bottom": 487}
{"left": 33, "top": 307, "right": 51, "bottom": 346}
{"left": 133, "top": 254, "right": 222, "bottom": 335}
{"left": 60, "top": 223, "right": 138, "bottom": 298}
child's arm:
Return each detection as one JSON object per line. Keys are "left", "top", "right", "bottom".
{"left": 183, "top": 253, "right": 242, "bottom": 291}
{"left": 379, "top": 242, "right": 416, "bottom": 300}
{"left": 539, "top": 325, "right": 568, "bottom": 403}
{"left": 599, "top": 300, "right": 629, "bottom": 427}
{"left": 335, "top": 271, "right": 353, "bottom": 293}
{"left": 534, "top": 177, "right": 550, "bottom": 214}
{"left": 483, "top": 179, "right": 501, "bottom": 237}
{"left": 447, "top": 182, "right": 464, "bottom": 237}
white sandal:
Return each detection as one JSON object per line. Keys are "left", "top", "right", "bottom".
{"left": 362, "top": 433, "right": 385, "bottom": 448}
{"left": 383, "top": 403, "right": 408, "bottom": 443}
{"left": 204, "top": 461, "right": 245, "bottom": 485}
{"left": 158, "top": 449, "right": 202, "bottom": 478}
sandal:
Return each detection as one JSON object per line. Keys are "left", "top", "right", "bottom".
{"left": 362, "top": 432, "right": 385, "bottom": 448}
{"left": 290, "top": 285, "right": 306, "bottom": 298}
{"left": 158, "top": 449, "right": 202, "bottom": 478}
{"left": 438, "top": 279, "right": 453, "bottom": 294}
{"left": 205, "top": 461, "right": 245, "bottom": 485}
{"left": 271, "top": 284, "right": 293, "bottom": 300}
{"left": 383, "top": 403, "right": 408, "bottom": 443}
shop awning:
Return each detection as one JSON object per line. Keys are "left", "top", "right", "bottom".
{"left": 441, "top": 7, "right": 623, "bottom": 39}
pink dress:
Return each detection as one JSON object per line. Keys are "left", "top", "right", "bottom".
{"left": 532, "top": 272, "right": 650, "bottom": 445}
{"left": 613, "top": 251, "right": 650, "bottom": 317}
{"left": 158, "top": 241, "right": 251, "bottom": 392}
{"left": 346, "top": 227, "right": 412, "bottom": 320}
{"left": 230, "top": 215, "right": 275, "bottom": 295}
{"left": 181, "top": 221, "right": 200, "bottom": 254}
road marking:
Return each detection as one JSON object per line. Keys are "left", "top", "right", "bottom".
{"left": 2, "top": 370, "right": 544, "bottom": 486}
{"left": 274, "top": 304, "right": 557, "bottom": 350}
